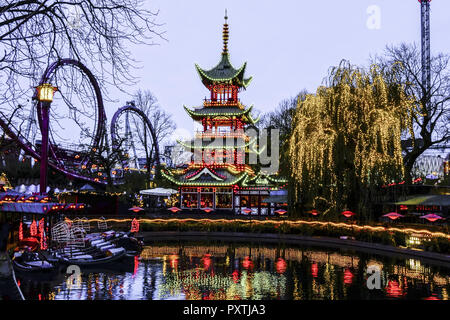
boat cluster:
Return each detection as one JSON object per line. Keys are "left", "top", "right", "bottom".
{"left": 12, "top": 218, "right": 143, "bottom": 275}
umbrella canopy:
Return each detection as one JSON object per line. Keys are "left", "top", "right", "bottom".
{"left": 129, "top": 206, "right": 144, "bottom": 213}
{"left": 342, "top": 210, "right": 356, "bottom": 218}
{"left": 419, "top": 214, "right": 444, "bottom": 222}
{"left": 140, "top": 188, "right": 178, "bottom": 197}
{"left": 311, "top": 209, "right": 319, "bottom": 216}
{"left": 201, "top": 207, "right": 214, "bottom": 213}
{"left": 242, "top": 208, "right": 252, "bottom": 214}
{"left": 168, "top": 207, "right": 181, "bottom": 213}
{"left": 274, "top": 209, "right": 287, "bottom": 215}
{"left": 382, "top": 212, "right": 404, "bottom": 220}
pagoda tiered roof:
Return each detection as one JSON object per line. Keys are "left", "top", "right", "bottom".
{"left": 195, "top": 54, "right": 252, "bottom": 89}
{"left": 183, "top": 105, "right": 260, "bottom": 124}
{"left": 162, "top": 166, "right": 249, "bottom": 186}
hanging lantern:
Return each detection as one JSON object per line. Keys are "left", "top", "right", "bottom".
{"left": 36, "top": 83, "right": 58, "bottom": 102}
{"left": 344, "top": 268, "right": 353, "bottom": 284}
{"left": 130, "top": 218, "right": 140, "bottom": 233}
{"left": 40, "top": 232, "right": 47, "bottom": 250}
{"left": 39, "top": 218, "right": 45, "bottom": 235}
{"left": 19, "top": 222, "right": 23, "bottom": 241}
{"left": 276, "top": 258, "right": 287, "bottom": 274}
{"left": 30, "top": 219, "right": 37, "bottom": 237}
{"left": 311, "top": 262, "right": 318, "bottom": 278}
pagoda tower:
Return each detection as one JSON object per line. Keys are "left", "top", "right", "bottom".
{"left": 162, "top": 13, "right": 287, "bottom": 215}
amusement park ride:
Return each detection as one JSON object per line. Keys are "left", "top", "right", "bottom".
{"left": 0, "top": 59, "right": 161, "bottom": 195}
{"left": 0, "top": 1, "right": 445, "bottom": 197}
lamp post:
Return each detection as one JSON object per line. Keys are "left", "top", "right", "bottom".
{"left": 36, "top": 83, "right": 57, "bottom": 195}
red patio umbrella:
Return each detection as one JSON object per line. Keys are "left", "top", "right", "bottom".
{"left": 382, "top": 212, "right": 405, "bottom": 220}
{"left": 274, "top": 209, "right": 287, "bottom": 215}
{"left": 168, "top": 206, "right": 181, "bottom": 213}
{"left": 201, "top": 207, "right": 214, "bottom": 213}
{"left": 419, "top": 214, "right": 444, "bottom": 222}
{"left": 342, "top": 210, "right": 356, "bottom": 218}
{"left": 311, "top": 209, "right": 319, "bottom": 216}
{"left": 242, "top": 208, "right": 252, "bottom": 215}
{"left": 128, "top": 206, "right": 144, "bottom": 213}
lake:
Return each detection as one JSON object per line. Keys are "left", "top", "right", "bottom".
{"left": 15, "top": 240, "right": 450, "bottom": 300}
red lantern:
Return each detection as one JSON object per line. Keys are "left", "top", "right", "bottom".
{"left": 386, "top": 280, "right": 403, "bottom": 298}
{"left": 311, "top": 262, "right": 318, "bottom": 278}
{"left": 130, "top": 218, "right": 140, "bottom": 233}
{"left": 19, "top": 222, "right": 23, "bottom": 241}
{"left": 344, "top": 268, "right": 353, "bottom": 284}
{"left": 276, "top": 258, "right": 287, "bottom": 274}
{"left": 30, "top": 220, "right": 37, "bottom": 237}
{"left": 202, "top": 254, "right": 212, "bottom": 270}
{"left": 242, "top": 256, "right": 254, "bottom": 270}
{"left": 311, "top": 209, "right": 319, "bottom": 216}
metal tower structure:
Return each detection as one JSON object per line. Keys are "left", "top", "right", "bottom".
{"left": 124, "top": 103, "right": 140, "bottom": 170}
{"left": 420, "top": 0, "right": 431, "bottom": 110}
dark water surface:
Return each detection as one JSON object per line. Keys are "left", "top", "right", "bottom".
{"left": 16, "top": 240, "right": 450, "bottom": 300}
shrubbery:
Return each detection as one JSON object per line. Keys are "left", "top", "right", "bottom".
{"left": 122, "top": 219, "right": 450, "bottom": 255}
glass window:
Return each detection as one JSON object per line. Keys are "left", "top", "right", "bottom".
{"left": 216, "top": 193, "right": 232, "bottom": 208}
{"left": 240, "top": 195, "right": 249, "bottom": 207}
{"left": 249, "top": 195, "right": 259, "bottom": 208}
{"left": 181, "top": 192, "right": 198, "bottom": 209}
{"left": 200, "top": 193, "right": 214, "bottom": 208}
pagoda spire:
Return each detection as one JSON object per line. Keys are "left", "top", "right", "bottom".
{"left": 222, "top": 10, "right": 229, "bottom": 55}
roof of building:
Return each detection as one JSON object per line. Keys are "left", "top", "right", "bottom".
{"left": 162, "top": 167, "right": 248, "bottom": 186}
{"left": 195, "top": 54, "right": 252, "bottom": 89}
{"left": 183, "top": 105, "right": 260, "bottom": 124}
{"left": 195, "top": 13, "right": 252, "bottom": 88}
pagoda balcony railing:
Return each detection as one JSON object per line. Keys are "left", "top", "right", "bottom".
{"left": 195, "top": 130, "right": 249, "bottom": 140}
{"left": 203, "top": 99, "right": 245, "bottom": 109}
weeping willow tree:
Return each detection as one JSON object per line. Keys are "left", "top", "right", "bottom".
{"left": 289, "top": 61, "right": 416, "bottom": 220}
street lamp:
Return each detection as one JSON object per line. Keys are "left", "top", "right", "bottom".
{"left": 36, "top": 83, "right": 57, "bottom": 195}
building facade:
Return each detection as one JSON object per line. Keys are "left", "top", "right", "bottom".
{"left": 162, "top": 14, "right": 287, "bottom": 215}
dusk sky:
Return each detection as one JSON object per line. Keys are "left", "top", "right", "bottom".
{"left": 111, "top": 0, "right": 450, "bottom": 141}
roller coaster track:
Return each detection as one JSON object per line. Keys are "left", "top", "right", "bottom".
{"left": 0, "top": 58, "right": 108, "bottom": 185}
{"left": 110, "top": 103, "right": 161, "bottom": 170}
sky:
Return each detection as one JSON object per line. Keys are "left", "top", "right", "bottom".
{"left": 109, "top": 0, "right": 450, "bottom": 141}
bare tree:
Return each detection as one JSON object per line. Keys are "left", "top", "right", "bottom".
{"left": 0, "top": 0, "right": 164, "bottom": 123}
{"left": 131, "top": 89, "right": 176, "bottom": 179}
{"left": 373, "top": 43, "right": 450, "bottom": 182}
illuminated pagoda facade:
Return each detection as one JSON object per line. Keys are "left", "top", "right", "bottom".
{"left": 162, "top": 13, "right": 287, "bottom": 215}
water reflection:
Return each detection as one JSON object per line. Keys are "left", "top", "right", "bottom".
{"left": 16, "top": 241, "right": 450, "bottom": 300}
